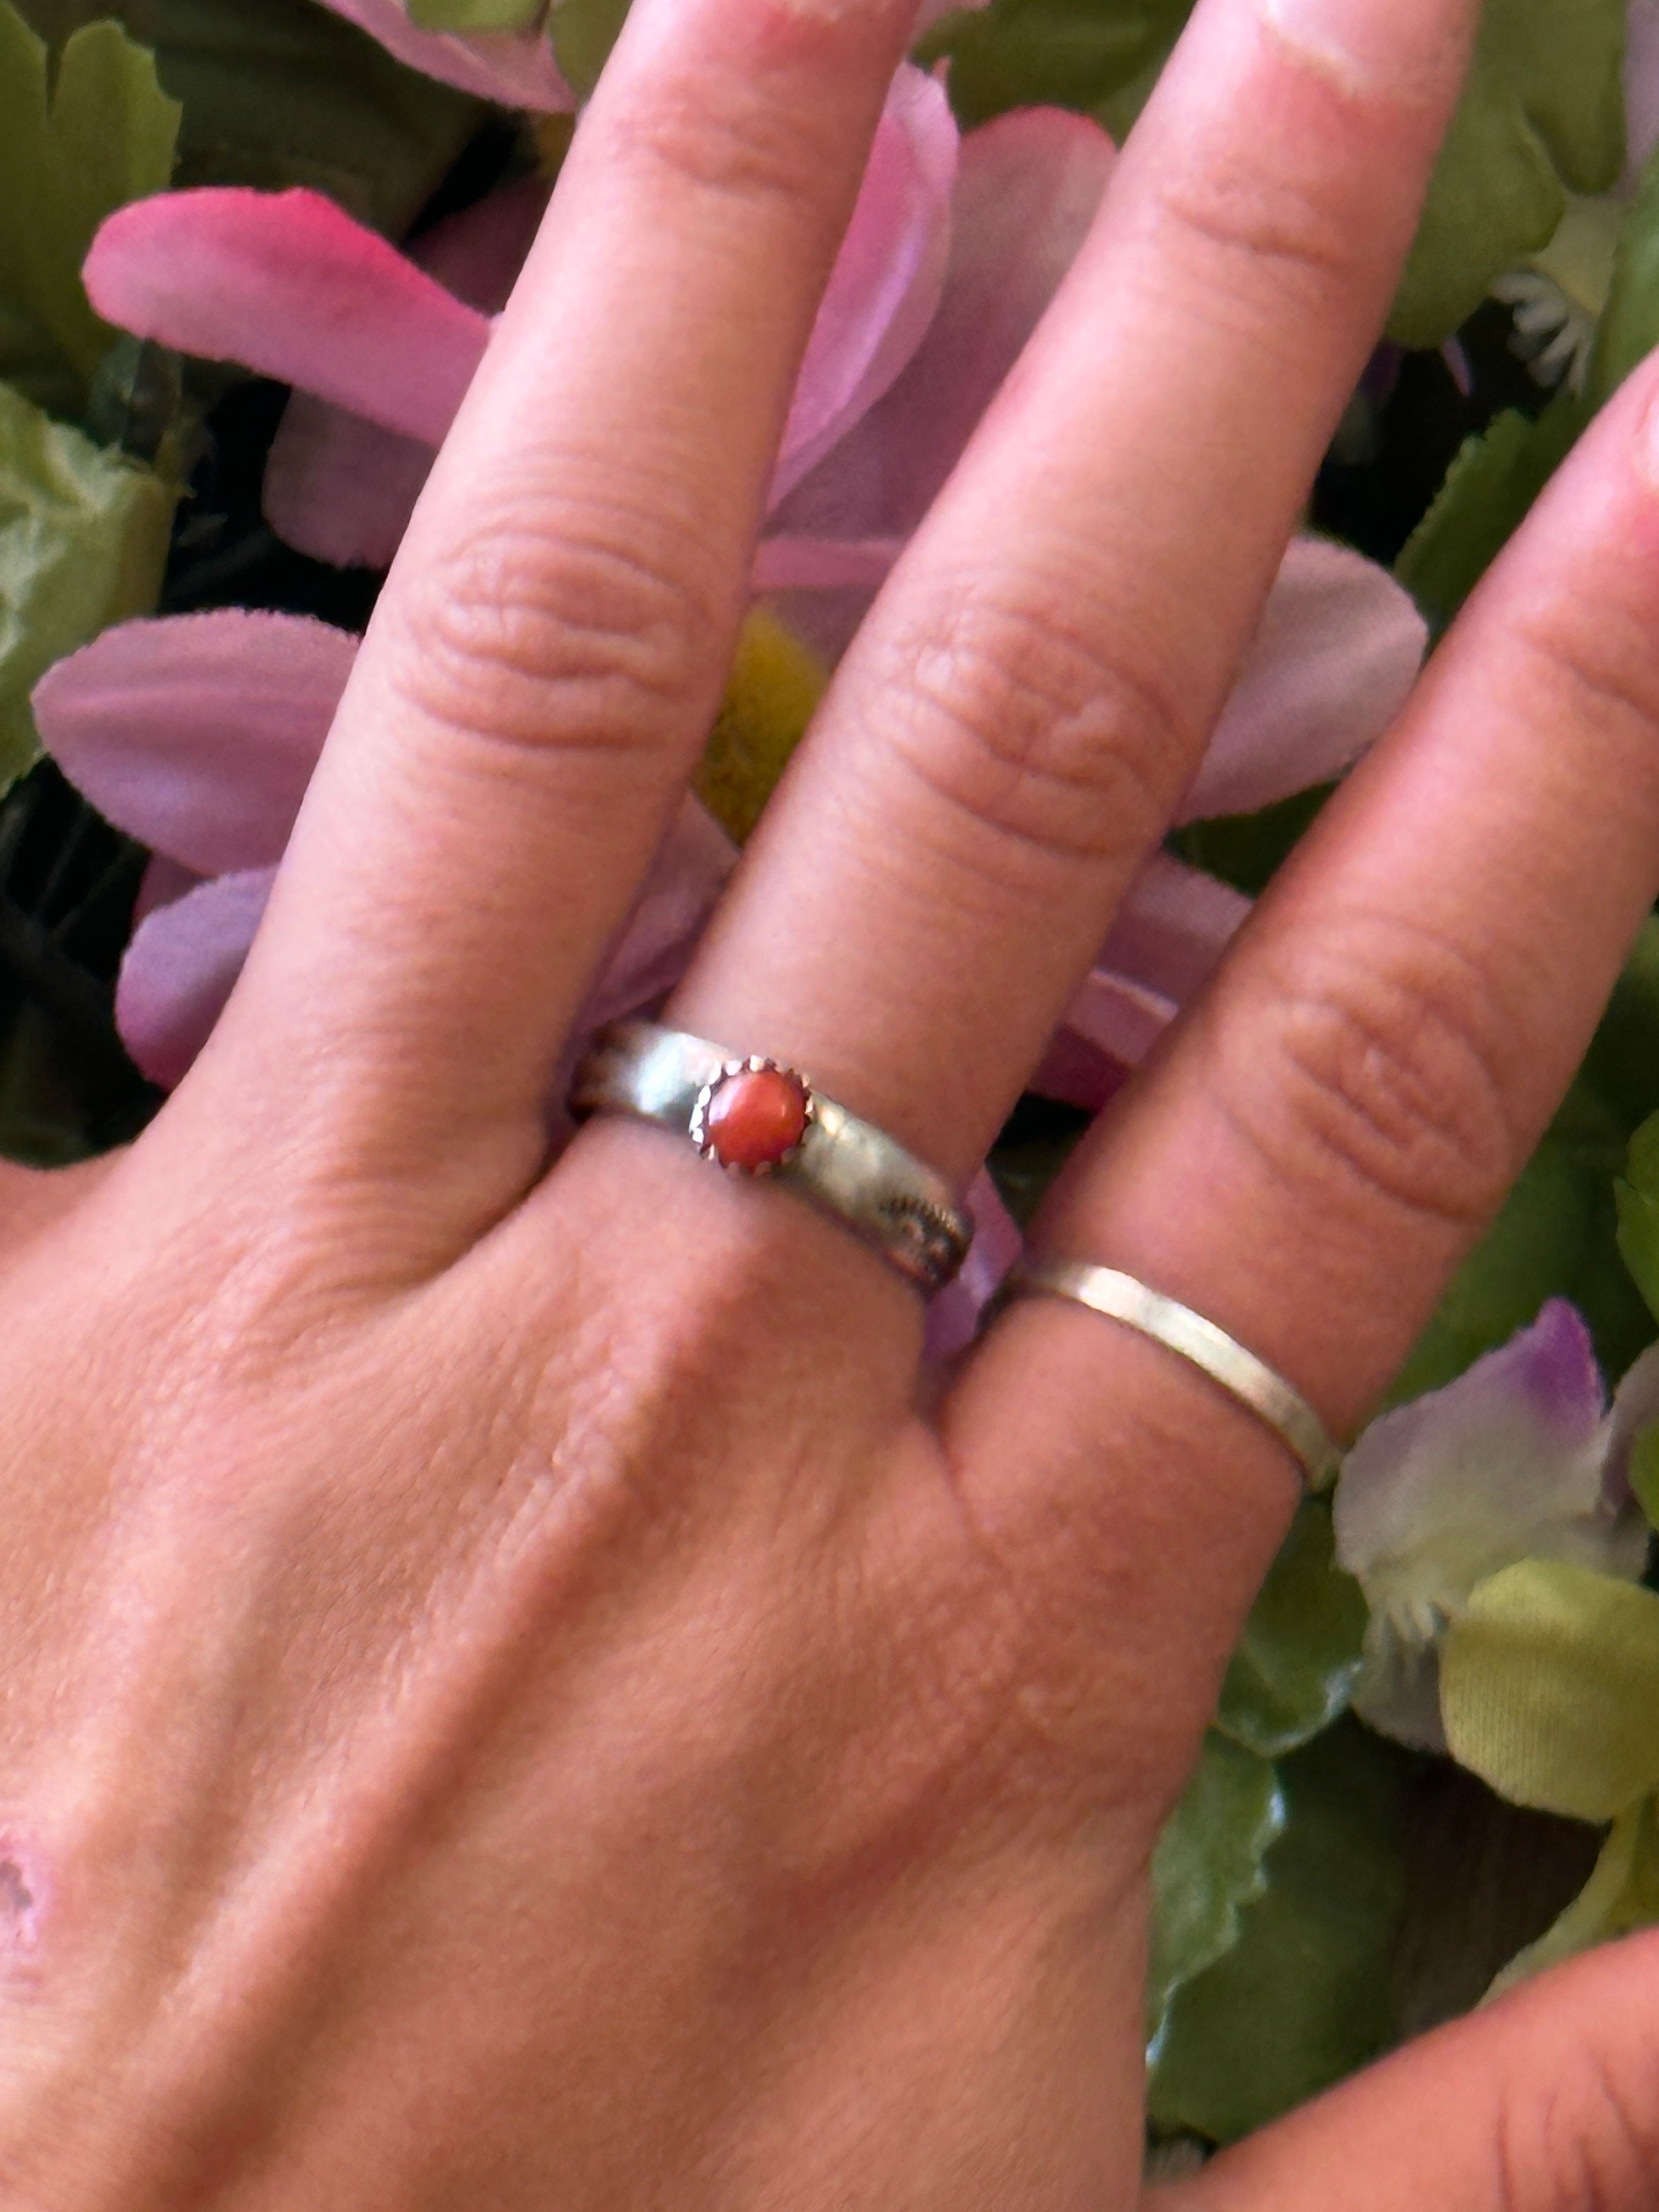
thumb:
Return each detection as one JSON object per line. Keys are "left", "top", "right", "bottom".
{"left": 1148, "top": 1929, "right": 1659, "bottom": 2212}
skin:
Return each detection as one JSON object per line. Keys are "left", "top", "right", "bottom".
{"left": 1, "top": 0, "right": 1658, "bottom": 2199}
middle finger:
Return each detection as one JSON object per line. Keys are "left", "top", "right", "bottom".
{"left": 674, "top": 0, "right": 1475, "bottom": 1187}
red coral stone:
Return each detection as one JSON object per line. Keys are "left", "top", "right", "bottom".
{"left": 704, "top": 1066, "right": 809, "bottom": 1171}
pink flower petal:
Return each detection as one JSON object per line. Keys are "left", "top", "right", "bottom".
{"left": 263, "top": 176, "right": 551, "bottom": 567}
{"left": 315, "top": 0, "right": 573, "bottom": 110}
{"left": 85, "top": 189, "right": 492, "bottom": 445}
{"left": 1034, "top": 855, "right": 1250, "bottom": 1110}
{"left": 263, "top": 406, "right": 436, "bottom": 570}
{"left": 33, "top": 611, "right": 356, "bottom": 872}
{"left": 117, "top": 866, "right": 278, "bottom": 1091}
{"left": 1175, "top": 536, "right": 1427, "bottom": 825}
{"left": 751, "top": 535, "right": 905, "bottom": 592}
{"left": 771, "top": 66, "right": 960, "bottom": 506}
{"left": 772, "top": 106, "right": 1114, "bottom": 544}
{"left": 926, "top": 1167, "right": 1022, "bottom": 1361}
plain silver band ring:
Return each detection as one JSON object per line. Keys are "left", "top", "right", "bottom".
{"left": 571, "top": 1021, "right": 974, "bottom": 1295}
{"left": 1011, "top": 1259, "right": 1341, "bottom": 1493}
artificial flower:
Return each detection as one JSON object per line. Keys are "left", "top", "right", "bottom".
{"left": 84, "top": 63, "right": 962, "bottom": 573}
{"left": 1333, "top": 1300, "right": 1656, "bottom": 1751}
{"left": 80, "top": 86, "right": 1426, "bottom": 828}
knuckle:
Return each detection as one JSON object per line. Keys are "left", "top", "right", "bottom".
{"left": 599, "top": 40, "right": 861, "bottom": 218}
{"left": 1218, "top": 915, "right": 1521, "bottom": 1232}
{"left": 872, "top": 568, "right": 1194, "bottom": 876}
{"left": 1159, "top": 159, "right": 1362, "bottom": 298}
{"left": 1145, "top": 147, "right": 1368, "bottom": 321}
{"left": 388, "top": 488, "right": 723, "bottom": 763}
{"left": 1506, "top": 586, "right": 1659, "bottom": 763}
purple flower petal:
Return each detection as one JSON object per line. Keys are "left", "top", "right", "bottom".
{"left": 134, "top": 855, "right": 202, "bottom": 924}
{"left": 772, "top": 66, "right": 960, "bottom": 507}
{"left": 584, "top": 798, "right": 738, "bottom": 1035}
{"left": 1175, "top": 536, "right": 1427, "bottom": 825}
{"left": 263, "top": 176, "right": 551, "bottom": 567}
{"left": 926, "top": 1167, "right": 1022, "bottom": 1361}
{"left": 117, "top": 866, "right": 277, "bottom": 1090}
{"left": 85, "top": 189, "right": 492, "bottom": 445}
{"left": 1034, "top": 856, "right": 1249, "bottom": 1111}
{"left": 32, "top": 611, "right": 356, "bottom": 872}
{"left": 1335, "top": 1301, "right": 1649, "bottom": 1749}
{"left": 264, "top": 406, "right": 437, "bottom": 571}
{"left": 315, "top": 0, "right": 573, "bottom": 110}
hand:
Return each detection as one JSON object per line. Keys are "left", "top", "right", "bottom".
{"left": 4, "top": 0, "right": 1658, "bottom": 2202}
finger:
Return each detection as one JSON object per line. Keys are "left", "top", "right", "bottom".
{"left": 672, "top": 0, "right": 1472, "bottom": 1190}
{"left": 190, "top": 0, "right": 924, "bottom": 1223}
{"left": 1148, "top": 1931, "right": 1659, "bottom": 2212}
{"left": 958, "top": 355, "right": 1659, "bottom": 1724}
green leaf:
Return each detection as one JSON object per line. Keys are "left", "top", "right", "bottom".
{"left": 0, "top": 377, "right": 175, "bottom": 789}
{"left": 1148, "top": 1723, "right": 1409, "bottom": 2144}
{"left": 1487, "top": 1793, "right": 1659, "bottom": 1995}
{"left": 1579, "top": 920, "right": 1659, "bottom": 1138}
{"left": 411, "top": 0, "right": 542, "bottom": 28}
{"left": 1389, "top": 0, "right": 1624, "bottom": 348}
{"left": 1167, "top": 784, "right": 1330, "bottom": 901}
{"left": 1216, "top": 1499, "right": 1368, "bottom": 1759}
{"left": 1442, "top": 1559, "right": 1659, "bottom": 1821}
{"left": 1394, "top": 387, "right": 1586, "bottom": 638}
{"left": 0, "top": 2, "right": 180, "bottom": 419}
{"left": 916, "top": 0, "right": 1187, "bottom": 133}
{"left": 1618, "top": 1111, "right": 1659, "bottom": 1328}
{"left": 549, "top": 0, "right": 628, "bottom": 98}
{"left": 1146, "top": 1732, "right": 1283, "bottom": 2050}
{"left": 1589, "top": 143, "right": 1659, "bottom": 409}
{"left": 18, "top": 0, "right": 483, "bottom": 240}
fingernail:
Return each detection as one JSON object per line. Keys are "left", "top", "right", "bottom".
{"left": 1260, "top": 0, "right": 1462, "bottom": 99}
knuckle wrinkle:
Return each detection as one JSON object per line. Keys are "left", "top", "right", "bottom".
{"left": 1220, "top": 918, "right": 1520, "bottom": 1233}
{"left": 391, "top": 500, "right": 718, "bottom": 759}
{"left": 876, "top": 577, "right": 1192, "bottom": 872}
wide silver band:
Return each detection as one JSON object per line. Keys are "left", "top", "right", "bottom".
{"left": 1012, "top": 1259, "right": 1341, "bottom": 1492}
{"left": 571, "top": 1021, "right": 974, "bottom": 1294}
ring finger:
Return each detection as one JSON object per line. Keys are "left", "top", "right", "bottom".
{"left": 959, "top": 357, "right": 1659, "bottom": 1741}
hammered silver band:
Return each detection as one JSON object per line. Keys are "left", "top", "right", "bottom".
{"left": 571, "top": 1022, "right": 974, "bottom": 1295}
{"left": 1012, "top": 1259, "right": 1340, "bottom": 1492}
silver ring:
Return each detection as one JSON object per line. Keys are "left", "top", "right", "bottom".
{"left": 571, "top": 1021, "right": 974, "bottom": 1295}
{"left": 1011, "top": 1259, "right": 1340, "bottom": 1492}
